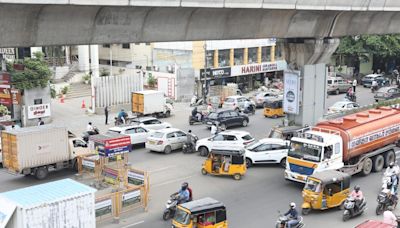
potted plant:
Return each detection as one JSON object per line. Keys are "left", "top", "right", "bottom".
{"left": 0, "top": 105, "right": 9, "bottom": 117}
{"left": 147, "top": 74, "right": 157, "bottom": 89}
{"left": 82, "top": 74, "right": 90, "bottom": 84}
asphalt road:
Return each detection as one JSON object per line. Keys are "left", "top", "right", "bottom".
{"left": 0, "top": 86, "right": 394, "bottom": 228}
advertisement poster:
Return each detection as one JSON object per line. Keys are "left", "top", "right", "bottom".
{"left": 127, "top": 170, "right": 145, "bottom": 186}
{"left": 27, "top": 103, "right": 51, "bottom": 119}
{"left": 95, "top": 199, "right": 112, "bottom": 217}
{"left": 283, "top": 71, "right": 301, "bottom": 115}
{"left": 122, "top": 190, "right": 141, "bottom": 207}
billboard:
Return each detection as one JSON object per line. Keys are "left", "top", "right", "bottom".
{"left": 283, "top": 71, "right": 301, "bottom": 115}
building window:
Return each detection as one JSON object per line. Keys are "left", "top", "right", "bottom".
{"left": 234, "top": 48, "right": 244, "bottom": 65}
{"left": 248, "top": 48, "right": 258, "bottom": 64}
{"left": 135, "top": 43, "right": 140, "bottom": 45}
{"left": 102, "top": 44, "right": 110, "bottom": 48}
{"left": 275, "top": 43, "right": 283, "bottom": 60}
{"left": 206, "top": 50, "right": 214, "bottom": 68}
{"left": 262, "top": 46, "right": 271, "bottom": 62}
{"left": 34, "top": 99, "right": 42, "bottom": 105}
{"left": 145, "top": 43, "right": 151, "bottom": 46}
{"left": 218, "top": 49, "right": 230, "bottom": 67}
{"left": 122, "top": 43, "right": 130, "bottom": 49}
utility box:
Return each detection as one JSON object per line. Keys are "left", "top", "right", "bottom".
{"left": 0, "top": 178, "right": 96, "bottom": 228}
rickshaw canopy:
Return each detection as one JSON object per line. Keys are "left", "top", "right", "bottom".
{"left": 308, "top": 170, "right": 351, "bottom": 186}
{"left": 210, "top": 149, "right": 245, "bottom": 157}
{"left": 180, "top": 197, "right": 226, "bottom": 215}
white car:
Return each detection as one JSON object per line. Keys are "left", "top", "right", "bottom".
{"left": 196, "top": 130, "right": 255, "bottom": 156}
{"left": 245, "top": 138, "right": 289, "bottom": 168}
{"left": 145, "top": 128, "right": 187, "bottom": 154}
{"left": 222, "top": 96, "right": 255, "bottom": 111}
{"left": 131, "top": 117, "right": 171, "bottom": 130}
{"left": 327, "top": 101, "right": 360, "bottom": 114}
{"left": 107, "top": 125, "right": 152, "bottom": 145}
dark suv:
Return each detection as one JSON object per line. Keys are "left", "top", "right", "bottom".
{"left": 205, "top": 110, "right": 249, "bottom": 129}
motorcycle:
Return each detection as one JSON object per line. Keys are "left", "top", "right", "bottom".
{"left": 242, "top": 104, "right": 256, "bottom": 115}
{"left": 376, "top": 188, "right": 398, "bottom": 215}
{"left": 275, "top": 211, "right": 304, "bottom": 228}
{"left": 345, "top": 94, "right": 357, "bottom": 102}
{"left": 189, "top": 114, "right": 205, "bottom": 125}
{"left": 82, "top": 126, "right": 99, "bottom": 143}
{"left": 342, "top": 197, "right": 367, "bottom": 221}
{"left": 163, "top": 193, "right": 179, "bottom": 220}
{"left": 182, "top": 135, "right": 199, "bottom": 154}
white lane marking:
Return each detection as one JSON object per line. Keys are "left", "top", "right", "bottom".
{"left": 120, "top": 220, "right": 145, "bottom": 228}
{"left": 152, "top": 175, "right": 194, "bottom": 188}
{"left": 149, "top": 166, "right": 175, "bottom": 173}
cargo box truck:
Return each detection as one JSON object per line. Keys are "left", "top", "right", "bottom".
{"left": 132, "top": 90, "right": 173, "bottom": 117}
{"left": 285, "top": 106, "right": 400, "bottom": 183}
{"left": 1, "top": 125, "right": 90, "bottom": 179}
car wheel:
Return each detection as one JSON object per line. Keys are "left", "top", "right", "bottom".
{"left": 280, "top": 158, "right": 287, "bottom": 168}
{"left": 199, "top": 147, "right": 209, "bottom": 157}
{"left": 245, "top": 158, "right": 252, "bottom": 168}
{"left": 242, "top": 120, "right": 248, "bottom": 127}
{"left": 335, "top": 89, "right": 340, "bottom": 95}
{"left": 164, "top": 146, "right": 172, "bottom": 154}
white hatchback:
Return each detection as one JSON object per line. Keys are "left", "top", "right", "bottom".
{"left": 195, "top": 130, "right": 255, "bottom": 156}
{"left": 222, "top": 96, "right": 255, "bottom": 112}
{"left": 145, "top": 128, "right": 187, "bottom": 154}
{"left": 245, "top": 138, "right": 289, "bottom": 168}
{"left": 107, "top": 125, "right": 152, "bottom": 145}
{"left": 327, "top": 101, "right": 360, "bottom": 114}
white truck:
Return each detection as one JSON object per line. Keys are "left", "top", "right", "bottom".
{"left": 1, "top": 125, "right": 90, "bottom": 179}
{"left": 131, "top": 90, "right": 173, "bottom": 117}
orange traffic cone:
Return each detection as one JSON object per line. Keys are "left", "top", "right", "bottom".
{"left": 81, "top": 100, "right": 86, "bottom": 109}
{"left": 59, "top": 95, "right": 64, "bottom": 103}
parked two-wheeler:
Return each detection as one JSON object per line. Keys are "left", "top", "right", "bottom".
{"left": 82, "top": 126, "right": 99, "bottom": 143}
{"left": 275, "top": 211, "right": 304, "bottom": 228}
{"left": 343, "top": 197, "right": 367, "bottom": 221}
{"left": 182, "top": 135, "right": 199, "bottom": 154}
{"left": 376, "top": 189, "right": 398, "bottom": 215}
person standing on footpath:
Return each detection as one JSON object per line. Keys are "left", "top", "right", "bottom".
{"left": 104, "top": 106, "right": 109, "bottom": 125}
{"left": 352, "top": 79, "right": 357, "bottom": 93}
{"left": 38, "top": 118, "right": 44, "bottom": 126}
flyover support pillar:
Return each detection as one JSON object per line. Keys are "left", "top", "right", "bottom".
{"left": 283, "top": 38, "right": 340, "bottom": 126}
{"left": 78, "top": 45, "right": 90, "bottom": 73}
{"left": 89, "top": 45, "right": 99, "bottom": 113}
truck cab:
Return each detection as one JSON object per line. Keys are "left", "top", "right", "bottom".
{"left": 69, "top": 137, "right": 89, "bottom": 157}
{"left": 284, "top": 128, "right": 344, "bottom": 183}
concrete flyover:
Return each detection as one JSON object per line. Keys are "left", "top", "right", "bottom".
{"left": 2, "top": 0, "right": 400, "bottom": 47}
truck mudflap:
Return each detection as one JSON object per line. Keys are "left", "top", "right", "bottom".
{"left": 340, "top": 144, "right": 397, "bottom": 176}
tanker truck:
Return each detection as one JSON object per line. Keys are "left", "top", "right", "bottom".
{"left": 285, "top": 106, "right": 400, "bottom": 183}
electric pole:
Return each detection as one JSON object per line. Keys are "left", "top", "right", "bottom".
{"left": 203, "top": 43, "right": 208, "bottom": 102}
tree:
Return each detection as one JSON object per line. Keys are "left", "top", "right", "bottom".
{"left": 10, "top": 52, "right": 52, "bottom": 90}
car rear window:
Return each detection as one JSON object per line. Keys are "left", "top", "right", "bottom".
{"left": 242, "top": 134, "right": 254, "bottom": 141}
{"left": 224, "top": 98, "right": 235, "bottom": 103}
{"left": 151, "top": 132, "right": 165, "bottom": 138}
{"left": 208, "top": 113, "right": 218, "bottom": 119}
{"left": 327, "top": 80, "right": 332, "bottom": 85}
{"left": 107, "top": 130, "right": 121, "bottom": 134}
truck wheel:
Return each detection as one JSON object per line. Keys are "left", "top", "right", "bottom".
{"left": 384, "top": 150, "right": 396, "bottom": 168}
{"left": 372, "top": 155, "right": 385, "bottom": 172}
{"left": 361, "top": 158, "right": 373, "bottom": 176}
{"left": 35, "top": 167, "right": 48, "bottom": 180}
{"left": 335, "top": 89, "right": 340, "bottom": 95}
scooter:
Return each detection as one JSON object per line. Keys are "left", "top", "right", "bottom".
{"left": 345, "top": 94, "right": 357, "bottom": 102}
{"left": 343, "top": 197, "right": 367, "bottom": 221}
{"left": 242, "top": 104, "right": 256, "bottom": 115}
{"left": 182, "top": 135, "right": 199, "bottom": 154}
{"left": 162, "top": 193, "right": 179, "bottom": 220}
{"left": 82, "top": 126, "right": 99, "bottom": 143}
{"left": 275, "top": 211, "right": 304, "bottom": 228}
{"left": 376, "top": 188, "right": 398, "bottom": 215}
{"left": 189, "top": 114, "right": 205, "bottom": 125}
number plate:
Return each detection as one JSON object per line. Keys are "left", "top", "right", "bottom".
{"left": 207, "top": 122, "right": 212, "bottom": 125}
{"left": 149, "top": 140, "right": 155, "bottom": 145}
{"left": 297, "top": 176, "right": 304, "bottom": 181}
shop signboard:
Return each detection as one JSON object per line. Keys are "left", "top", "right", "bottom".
{"left": 0, "top": 48, "right": 15, "bottom": 61}
{"left": 200, "top": 67, "right": 231, "bottom": 78}
{"left": 283, "top": 71, "right": 301, "bottom": 115}
{"left": 95, "top": 199, "right": 112, "bottom": 217}
{"left": 122, "top": 189, "right": 141, "bottom": 207}
{"left": 27, "top": 103, "right": 51, "bottom": 119}
{"left": 231, "top": 60, "right": 287, "bottom": 76}
{"left": 127, "top": 170, "right": 145, "bottom": 186}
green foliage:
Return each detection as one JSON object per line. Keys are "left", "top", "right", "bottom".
{"left": 100, "top": 68, "right": 109, "bottom": 77}
{"left": 0, "top": 105, "right": 9, "bottom": 115}
{"left": 10, "top": 52, "right": 52, "bottom": 90}
{"left": 147, "top": 74, "right": 156, "bottom": 88}
{"left": 82, "top": 74, "right": 90, "bottom": 81}
{"left": 50, "top": 86, "right": 56, "bottom": 99}
{"left": 61, "top": 86, "right": 69, "bottom": 95}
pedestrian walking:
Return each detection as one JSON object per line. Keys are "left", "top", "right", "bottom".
{"left": 210, "top": 123, "right": 217, "bottom": 136}
{"left": 392, "top": 69, "right": 399, "bottom": 85}
{"left": 37, "top": 118, "right": 44, "bottom": 126}
{"left": 104, "top": 106, "right": 109, "bottom": 125}
{"left": 352, "top": 79, "right": 357, "bottom": 93}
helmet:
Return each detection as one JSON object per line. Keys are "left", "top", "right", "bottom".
{"left": 88, "top": 122, "right": 92, "bottom": 125}
{"left": 290, "top": 202, "right": 296, "bottom": 209}
{"left": 390, "top": 162, "right": 395, "bottom": 168}
{"left": 354, "top": 185, "right": 360, "bottom": 192}
{"left": 181, "top": 182, "right": 188, "bottom": 190}
{"left": 188, "top": 130, "right": 192, "bottom": 133}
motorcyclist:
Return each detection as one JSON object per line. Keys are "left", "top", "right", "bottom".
{"left": 350, "top": 185, "right": 364, "bottom": 209}
{"left": 192, "top": 107, "right": 202, "bottom": 122}
{"left": 177, "top": 182, "right": 190, "bottom": 204}
{"left": 183, "top": 182, "right": 193, "bottom": 201}
{"left": 385, "top": 162, "right": 400, "bottom": 177}
{"left": 211, "top": 124, "right": 217, "bottom": 136}
{"left": 186, "top": 130, "right": 196, "bottom": 151}
{"left": 383, "top": 210, "right": 397, "bottom": 226}
{"left": 86, "top": 122, "right": 94, "bottom": 132}
{"left": 117, "top": 109, "right": 128, "bottom": 124}
{"left": 284, "top": 202, "right": 299, "bottom": 228}
{"left": 371, "top": 80, "right": 378, "bottom": 92}
{"left": 346, "top": 87, "right": 355, "bottom": 101}
{"left": 244, "top": 99, "right": 251, "bottom": 112}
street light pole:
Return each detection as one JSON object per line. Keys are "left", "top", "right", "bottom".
{"left": 203, "top": 43, "right": 208, "bottom": 103}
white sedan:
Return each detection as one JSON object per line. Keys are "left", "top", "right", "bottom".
{"left": 327, "top": 101, "right": 360, "bottom": 114}
{"left": 145, "top": 128, "right": 187, "bottom": 154}
{"left": 107, "top": 125, "right": 152, "bottom": 145}
{"left": 131, "top": 117, "right": 171, "bottom": 130}
{"left": 245, "top": 138, "right": 289, "bottom": 168}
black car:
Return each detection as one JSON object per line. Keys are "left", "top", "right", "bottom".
{"left": 205, "top": 110, "right": 249, "bottom": 129}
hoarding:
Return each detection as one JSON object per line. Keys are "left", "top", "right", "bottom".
{"left": 283, "top": 71, "right": 301, "bottom": 115}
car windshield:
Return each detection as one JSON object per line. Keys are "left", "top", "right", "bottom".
{"left": 377, "top": 87, "right": 390, "bottom": 93}
{"left": 208, "top": 113, "right": 218, "bottom": 119}
{"left": 364, "top": 76, "right": 372, "bottom": 80}
{"left": 224, "top": 98, "right": 235, "bottom": 103}
{"left": 331, "top": 102, "right": 347, "bottom": 108}
{"left": 268, "top": 129, "right": 283, "bottom": 139}
{"left": 288, "top": 141, "right": 322, "bottom": 162}
{"left": 174, "top": 208, "right": 190, "bottom": 225}
{"left": 304, "top": 179, "right": 322, "bottom": 192}
{"left": 151, "top": 132, "right": 164, "bottom": 138}
{"left": 246, "top": 141, "right": 260, "bottom": 150}
{"left": 242, "top": 134, "right": 254, "bottom": 141}
{"left": 107, "top": 130, "right": 121, "bottom": 134}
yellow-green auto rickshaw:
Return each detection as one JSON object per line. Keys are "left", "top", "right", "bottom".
{"left": 172, "top": 197, "right": 228, "bottom": 228}
{"left": 201, "top": 149, "right": 247, "bottom": 180}
{"left": 264, "top": 97, "right": 284, "bottom": 118}
{"left": 302, "top": 170, "right": 351, "bottom": 215}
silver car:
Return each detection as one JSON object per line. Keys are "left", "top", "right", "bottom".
{"left": 327, "top": 77, "right": 352, "bottom": 95}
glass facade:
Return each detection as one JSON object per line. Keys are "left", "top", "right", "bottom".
{"left": 206, "top": 50, "right": 214, "bottom": 68}
{"left": 248, "top": 48, "right": 258, "bottom": 64}
{"left": 218, "top": 49, "right": 230, "bottom": 67}
{"left": 234, "top": 48, "right": 244, "bottom": 65}
{"left": 262, "top": 46, "right": 271, "bottom": 62}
